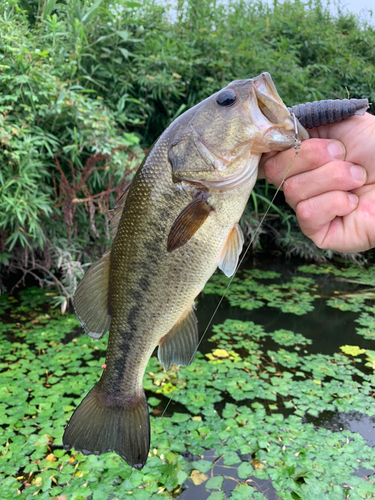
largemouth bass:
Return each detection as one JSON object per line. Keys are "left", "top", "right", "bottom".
{"left": 63, "top": 73, "right": 308, "bottom": 469}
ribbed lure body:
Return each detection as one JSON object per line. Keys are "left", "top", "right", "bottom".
{"left": 288, "top": 98, "right": 369, "bottom": 129}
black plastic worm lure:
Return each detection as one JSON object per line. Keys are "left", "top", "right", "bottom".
{"left": 288, "top": 98, "right": 369, "bottom": 129}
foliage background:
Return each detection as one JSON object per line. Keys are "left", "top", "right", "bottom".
{"left": 1, "top": 0, "right": 375, "bottom": 299}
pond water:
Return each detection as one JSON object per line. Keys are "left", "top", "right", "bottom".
{"left": 0, "top": 260, "right": 374, "bottom": 500}
{"left": 173, "top": 261, "right": 375, "bottom": 499}
{"left": 198, "top": 261, "right": 375, "bottom": 353}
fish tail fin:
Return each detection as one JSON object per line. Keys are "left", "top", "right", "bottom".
{"left": 63, "top": 383, "right": 150, "bottom": 470}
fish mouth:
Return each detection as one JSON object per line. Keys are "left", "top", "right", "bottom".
{"left": 253, "top": 72, "right": 291, "bottom": 124}
{"left": 178, "top": 73, "right": 309, "bottom": 192}
{"left": 248, "top": 72, "right": 309, "bottom": 150}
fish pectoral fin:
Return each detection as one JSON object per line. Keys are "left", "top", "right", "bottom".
{"left": 218, "top": 223, "right": 244, "bottom": 277}
{"left": 167, "top": 193, "right": 214, "bottom": 252}
{"left": 63, "top": 384, "right": 150, "bottom": 470}
{"left": 73, "top": 250, "right": 111, "bottom": 339}
{"left": 158, "top": 305, "right": 199, "bottom": 370}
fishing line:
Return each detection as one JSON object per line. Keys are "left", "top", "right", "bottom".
{"left": 161, "top": 118, "right": 301, "bottom": 419}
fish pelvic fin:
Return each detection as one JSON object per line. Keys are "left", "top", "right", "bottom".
{"left": 63, "top": 383, "right": 150, "bottom": 470}
{"left": 73, "top": 250, "right": 111, "bottom": 340}
{"left": 158, "top": 304, "right": 199, "bottom": 370}
{"left": 218, "top": 223, "right": 244, "bottom": 277}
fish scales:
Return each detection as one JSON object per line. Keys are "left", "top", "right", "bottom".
{"left": 106, "top": 137, "right": 254, "bottom": 391}
{"left": 63, "top": 73, "right": 313, "bottom": 469}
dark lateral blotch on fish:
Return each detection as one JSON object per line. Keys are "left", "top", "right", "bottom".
{"left": 288, "top": 98, "right": 369, "bottom": 129}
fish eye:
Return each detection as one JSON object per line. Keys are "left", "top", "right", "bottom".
{"left": 216, "top": 90, "right": 237, "bottom": 107}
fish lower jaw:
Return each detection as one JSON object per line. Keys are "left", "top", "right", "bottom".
{"left": 259, "top": 127, "right": 298, "bottom": 152}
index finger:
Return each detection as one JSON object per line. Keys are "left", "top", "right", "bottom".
{"left": 259, "top": 138, "right": 346, "bottom": 186}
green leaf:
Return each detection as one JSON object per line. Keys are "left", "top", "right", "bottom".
{"left": 340, "top": 345, "right": 366, "bottom": 357}
{"left": 205, "top": 475, "right": 224, "bottom": 490}
{"left": 81, "top": 0, "right": 103, "bottom": 24}
{"left": 42, "top": 0, "right": 57, "bottom": 18}
{"left": 207, "top": 492, "right": 225, "bottom": 500}
{"left": 191, "top": 460, "right": 213, "bottom": 473}
{"left": 237, "top": 462, "right": 253, "bottom": 479}
{"left": 223, "top": 451, "right": 241, "bottom": 466}
{"left": 119, "top": 48, "right": 131, "bottom": 59}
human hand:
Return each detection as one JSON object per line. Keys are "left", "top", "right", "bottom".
{"left": 259, "top": 112, "right": 375, "bottom": 253}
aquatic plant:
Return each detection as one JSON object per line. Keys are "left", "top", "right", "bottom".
{"left": 1, "top": 266, "right": 374, "bottom": 498}
{"left": 299, "top": 264, "right": 375, "bottom": 341}
{"left": 204, "top": 269, "right": 318, "bottom": 315}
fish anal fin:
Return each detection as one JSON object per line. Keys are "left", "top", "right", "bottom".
{"left": 63, "top": 384, "right": 150, "bottom": 470}
{"left": 107, "top": 182, "right": 132, "bottom": 241}
{"left": 218, "top": 223, "right": 244, "bottom": 277}
{"left": 73, "top": 250, "right": 111, "bottom": 340}
{"left": 158, "top": 305, "right": 199, "bottom": 370}
{"left": 167, "top": 193, "right": 213, "bottom": 252}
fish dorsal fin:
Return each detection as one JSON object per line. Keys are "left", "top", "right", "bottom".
{"left": 218, "top": 223, "right": 244, "bottom": 277}
{"left": 107, "top": 182, "right": 132, "bottom": 240}
{"left": 158, "top": 305, "right": 199, "bottom": 370}
{"left": 167, "top": 193, "right": 213, "bottom": 252}
{"left": 73, "top": 250, "right": 111, "bottom": 339}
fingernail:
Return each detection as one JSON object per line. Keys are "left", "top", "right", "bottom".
{"left": 350, "top": 165, "right": 366, "bottom": 182}
{"left": 327, "top": 140, "right": 346, "bottom": 160}
{"left": 348, "top": 193, "right": 359, "bottom": 207}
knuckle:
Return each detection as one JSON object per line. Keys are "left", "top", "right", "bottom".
{"left": 314, "top": 239, "right": 328, "bottom": 250}
{"left": 332, "top": 191, "right": 347, "bottom": 208}
{"left": 330, "top": 163, "right": 346, "bottom": 183}
{"left": 299, "top": 140, "right": 319, "bottom": 162}
{"left": 296, "top": 200, "right": 313, "bottom": 222}
{"left": 264, "top": 150, "right": 295, "bottom": 183}
{"left": 264, "top": 158, "right": 282, "bottom": 183}
{"left": 283, "top": 176, "right": 298, "bottom": 198}
{"left": 299, "top": 139, "right": 329, "bottom": 166}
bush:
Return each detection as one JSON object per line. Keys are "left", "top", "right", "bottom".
{"left": 0, "top": 2, "right": 143, "bottom": 297}
{"left": 1, "top": 0, "right": 374, "bottom": 296}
